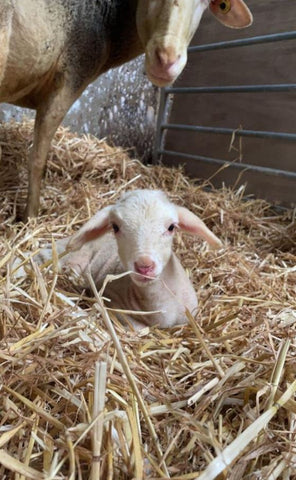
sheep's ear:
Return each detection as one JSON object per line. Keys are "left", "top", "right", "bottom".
{"left": 209, "top": 0, "right": 253, "bottom": 28}
{"left": 67, "top": 206, "right": 112, "bottom": 252}
{"left": 176, "top": 206, "right": 222, "bottom": 249}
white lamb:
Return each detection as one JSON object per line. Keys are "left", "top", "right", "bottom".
{"left": 36, "top": 189, "right": 222, "bottom": 329}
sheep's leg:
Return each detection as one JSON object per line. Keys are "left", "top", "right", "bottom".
{"left": 115, "top": 313, "right": 147, "bottom": 331}
{"left": 24, "top": 87, "right": 76, "bottom": 219}
{"left": 0, "top": 4, "right": 13, "bottom": 86}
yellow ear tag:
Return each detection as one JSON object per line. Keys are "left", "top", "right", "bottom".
{"left": 218, "top": 0, "right": 231, "bottom": 14}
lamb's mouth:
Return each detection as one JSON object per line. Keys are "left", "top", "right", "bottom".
{"left": 131, "top": 272, "right": 157, "bottom": 284}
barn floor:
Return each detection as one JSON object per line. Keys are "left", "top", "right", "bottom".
{"left": 0, "top": 121, "right": 295, "bottom": 479}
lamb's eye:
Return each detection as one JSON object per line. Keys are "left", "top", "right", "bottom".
{"left": 219, "top": 0, "right": 231, "bottom": 13}
{"left": 168, "top": 224, "right": 175, "bottom": 232}
{"left": 112, "top": 223, "right": 119, "bottom": 233}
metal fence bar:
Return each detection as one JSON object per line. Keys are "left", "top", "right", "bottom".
{"left": 165, "top": 84, "right": 296, "bottom": 94}
{"left": 154, "top": 27, "right": 296, "bottom": 187}
{"left": 158, "top": 149, "right": 296, "bottom": 180}
{"left": 188, "top": 31, "right": 296, "bottom": 53}
{"left": 161, "top": 124, "right": 296, "bottom": 142}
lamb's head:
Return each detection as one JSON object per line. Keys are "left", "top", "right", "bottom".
{"left": 108, "top": 190, "right": 178, "bottom": 285}
{"left": 67, "top": 189, "right": 222, "bottom": 286}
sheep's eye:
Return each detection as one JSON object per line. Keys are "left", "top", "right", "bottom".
{"left": 112, "top": 223, "right": 119, "bottom": 233}
{"left": 168, "top": 224, "right": 175, "bottom": 232}
{"left": 219, "top": 0, "right": 231, "bottom": 13}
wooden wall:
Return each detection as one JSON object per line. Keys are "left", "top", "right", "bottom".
{"left": 161, "top": 0, "right": 296, "bottom": 205}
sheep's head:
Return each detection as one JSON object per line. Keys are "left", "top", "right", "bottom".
{"left": 67, "top": 190, "right": 222, "bottom": 286}
{"left": 136, "top": 0, "right": 253, "bottom": 87}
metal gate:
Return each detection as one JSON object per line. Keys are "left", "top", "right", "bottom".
{"left": 154, "top": 0, "right": 296, "bottom": 205}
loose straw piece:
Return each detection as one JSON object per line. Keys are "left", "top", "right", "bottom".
{"left": 3, "top": 387, "right": 65, "bottom": 431}
{"left": 86, "top": 271, "right": 170, "bottom": 478}
{"left": 0, "top": 422, "right": 26, "bottom": 448}
{"left": 197, "top": 380, "right": 296, "bottom": 480}
{"left": 0, "top": 449, "right": 45, "bottom": 480}
{"left": 266, "top": 339, "right": 291, "bottom": 410}
{"left": 127, "top": 403, "right": 143, "bottom": 480}
{"left": 186, "top": 310, "right": 225, "bottom": 378}
{"left": 187, "top": 377, "right": 219, "bottom": 406}
{"left": 90, "top": 361, "right": 107, "bottom": 480}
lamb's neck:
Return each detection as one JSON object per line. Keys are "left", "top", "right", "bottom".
{"left": 129, "top": 254, "right": 180, "bottom": 309}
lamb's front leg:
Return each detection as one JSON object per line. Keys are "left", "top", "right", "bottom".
{"left": 117, "top": 314, "right": 148, "bottom": 331}
{"left": 36, "top": 238, "right": 96, "bottom": 281}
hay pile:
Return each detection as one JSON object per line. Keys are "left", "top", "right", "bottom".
{"left": 0, "top": 120, "right": 295, "bottom": 480}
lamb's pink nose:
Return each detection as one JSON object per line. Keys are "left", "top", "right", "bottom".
{"left": 134, "top": 256, "right": 156, "bottom": 276}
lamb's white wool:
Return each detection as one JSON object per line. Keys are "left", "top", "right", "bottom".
{"left": 70, "top": 190, "right": 178, "bottom": 284}
{"left": 35, "top": 190, "right": 222, "bottom": 329}
{"left": 111, "top": 191, "right": 178, "bottom": 283}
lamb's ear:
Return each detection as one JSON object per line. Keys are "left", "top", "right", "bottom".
{"left": 67, "top": 206, "right": 112, "bottom": 252}
{"left": 209, "top": 0, "right": 253, "bottom": 29}
{"left": 176, "top": 206, "right": 222, "bottom": 249}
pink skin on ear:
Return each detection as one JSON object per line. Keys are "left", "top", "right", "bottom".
{"left": 209, "top": 0, "right": 253, "bottom": 29}
{"left": 67, "top": 207, "right": 112, "bottom": 252}
{"left": 176, "top": 206, "right": 222, "bottom": 249}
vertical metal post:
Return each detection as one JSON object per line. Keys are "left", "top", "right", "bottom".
{"left": 153, "top": 88, "right": 169, "bottom": 164}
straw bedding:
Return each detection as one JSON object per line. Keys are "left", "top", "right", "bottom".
{"left": 0, "top": 120, "right": 295, "bottom": 479}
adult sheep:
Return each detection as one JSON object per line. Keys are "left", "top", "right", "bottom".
{"left": 0, "top": 0, "right": 252, "bottom": 219}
